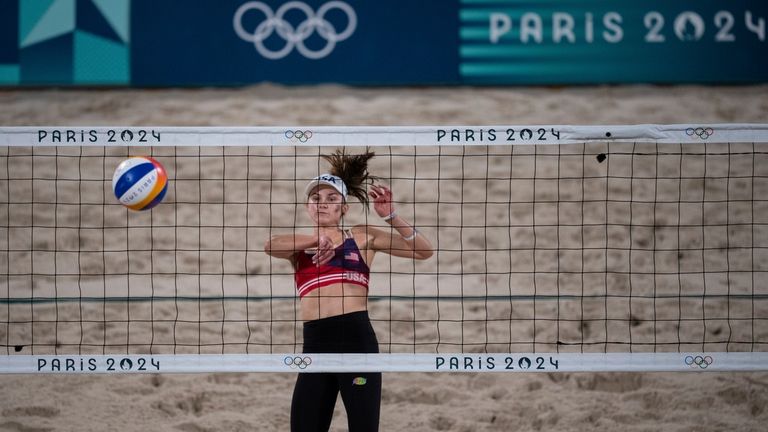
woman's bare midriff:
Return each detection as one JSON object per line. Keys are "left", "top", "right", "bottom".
{"left": 300, "top": 283, "right": 369, "bottom": 321}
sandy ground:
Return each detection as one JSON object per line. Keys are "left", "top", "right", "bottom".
{"left": 0, "top": 85, "right": 767, "bottom": 431}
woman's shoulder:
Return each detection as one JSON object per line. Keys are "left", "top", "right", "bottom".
{"left": 349, "top": 224, "right": 385, "bottom": 245}
{"left": 350, "top": 224, "right": 385, "bottom": 235}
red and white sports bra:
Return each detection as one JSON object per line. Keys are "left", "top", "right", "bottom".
{"left": 294, "top": 230, "right": 370, "bottom": 298}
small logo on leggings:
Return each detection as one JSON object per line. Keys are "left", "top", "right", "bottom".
{"left": 352, "top": 377, "right": 367, "bottom": 386}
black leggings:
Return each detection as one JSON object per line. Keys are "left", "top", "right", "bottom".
{"left": 291, "top": 311, "right": 381, "bottom": 432}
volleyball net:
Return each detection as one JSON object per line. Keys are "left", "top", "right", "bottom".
{"left": 0, "top": 124, "right": 767, "bottom": 373}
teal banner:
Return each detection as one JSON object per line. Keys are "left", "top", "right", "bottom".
{"left": 460, "top": 0, "right": 768, "bottom": 84}
{"left": 0, "top": 0, "right": 765, "bottom": 86}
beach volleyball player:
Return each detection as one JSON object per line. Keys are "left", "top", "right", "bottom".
{"left": 264, "top": 149, "right": 433, "bottom": 432}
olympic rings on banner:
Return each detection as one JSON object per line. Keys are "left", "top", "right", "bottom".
{"left": 685, "top": 127, "right": 714, "bottom": 140}
{"left": 233, "top": 1, "right": 357, "bottom": 59}
{"left": 284, "top": 356, "right": 313, "bottom": 369}
{"left": 684, "top": 355, "right": 713, "bottom": 369}
{"left": 285, "top": 130, "right": 313, "bottom": 142}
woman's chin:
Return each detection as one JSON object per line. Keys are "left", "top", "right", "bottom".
{"left": 314, "top": 217, "right": 340, "bottom": 226}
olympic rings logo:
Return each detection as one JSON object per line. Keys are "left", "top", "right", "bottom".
{"left": 285, "top": 130, "right": 313, "bottom": 142}
{"left": 686, "top": 127, "right": 714, "bottom": 140}
{"left": 233, "top": 1, "right": 357, "bottom": 60}
{"left": 284, "top": 356, "right": 313, "bottom": 369}
{"left": 684, "top": 355, "right": 713, "bottom": 369}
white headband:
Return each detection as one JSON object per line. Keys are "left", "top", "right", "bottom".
{"left": 304, "top": 174, "right": 348, "bottom": 199}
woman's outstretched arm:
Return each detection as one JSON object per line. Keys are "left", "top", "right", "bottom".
{"left": 367, "top": 185, "right": 433, "bottom": 260}
{"left": 264, "top": 234, "right": 335, "bottom": 265}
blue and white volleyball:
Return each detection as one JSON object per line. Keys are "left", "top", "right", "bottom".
{"left": 112, "top": 156, "right": 168, "bottom": 211}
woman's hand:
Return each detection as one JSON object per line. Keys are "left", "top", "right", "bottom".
{"left": 369, "top": 184, "right": 395, "bottom": 218}
{"left": 312, "top": 235, "right": 335, "bottom": 266}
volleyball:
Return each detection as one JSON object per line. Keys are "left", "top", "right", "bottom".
{"left": 111, "top": 156, "right": 168, "bottom": 211}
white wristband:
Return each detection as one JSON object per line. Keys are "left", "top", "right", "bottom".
{"left": 383, "top": 211, "right": 397, "bottom": 222}
{"left": 402, "top": 228, "right": 418, "bottom": 241}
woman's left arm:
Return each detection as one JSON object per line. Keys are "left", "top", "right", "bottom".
{"left": 368, "top": 185, "right": 433, "bottom": 260}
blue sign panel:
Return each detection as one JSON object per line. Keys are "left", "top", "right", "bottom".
{"left": 1, "top": 0, "right": 130, "bottom": 85}
{"left": 130, "top": 0, "right": 459, "bottom": 85}
{"left": 459, "top": 0, "right": 768, "bottom": 84}
{"left": 0, "top": 0, "right": 765, "bottom": 86}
